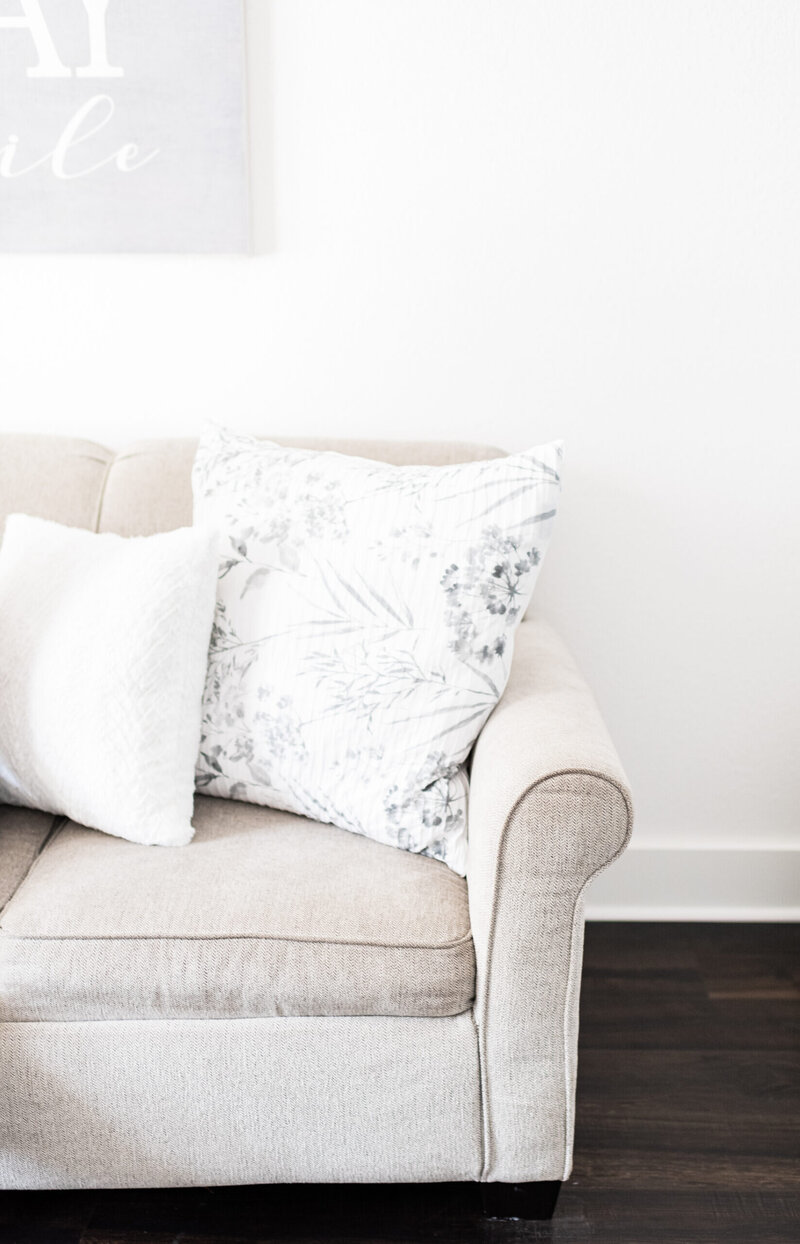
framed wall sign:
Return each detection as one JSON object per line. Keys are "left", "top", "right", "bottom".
{"left": 0, "top": 0, "right": 250, "bottom": 252}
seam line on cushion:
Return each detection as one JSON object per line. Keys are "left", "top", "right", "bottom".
{"left": 0, "top": 1009, "right": 477, "bottom": 1026}
{"left": 104, "top": 443, "right": 196, "bottom": 465}
{"left": 91, "top": 449, "right": 117, "bottom": 533}
{"left": 0, "top": 815, "right": 67, "bottom": 920}
{"left": 106, "top": 449, "right": 159, "bottom": 463}
{"left": 476, "top": 768, "right": 633, "bottom": 1182}
{"left": 469, "top": 1006, "right": 486, "bottom": 1179}
{"left": 0, "top": 929, "right": 475, "bottom": 950}
{"left": 1, "top": 1010, "right": 474, "bottom": 1025}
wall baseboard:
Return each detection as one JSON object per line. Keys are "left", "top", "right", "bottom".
{"left": 584, "top": 848, "right": 800, "bottom": 922}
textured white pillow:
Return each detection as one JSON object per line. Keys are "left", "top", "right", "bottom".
{"left": 193, "top": 426, "right": 562, "bottom": 873}
{"left": 0, "top": 516, "right": 218, "bottom": 846}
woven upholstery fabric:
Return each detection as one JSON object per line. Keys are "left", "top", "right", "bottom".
{"left": 468, "top": 617, "right": 633, "bottom": 1183}
{"left": 0, "top": 1013, "right": 482, "bottom": 1189}
{"left": 0, "top": 795, "right": 475, "bottom": 1022}
{"left": 97, "top": 437, "right": 505, "bottom": 537}
{"left": 0, "top": 435, "right": 111, "bottom": 539}
{"left": 0, "top": 807, "right": 57, "bottom": 915}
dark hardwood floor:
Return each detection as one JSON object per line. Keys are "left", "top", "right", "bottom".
{"left": 2, "top": 923, "right": 798, "bottom": 1243}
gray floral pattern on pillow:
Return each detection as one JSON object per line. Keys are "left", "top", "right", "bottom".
{"left": 192, "top": 426, "right": 562, "bottom": 873}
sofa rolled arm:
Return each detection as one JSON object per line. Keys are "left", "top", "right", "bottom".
{"left": 468, "top": 616, "right": 633, "bottom": 1184}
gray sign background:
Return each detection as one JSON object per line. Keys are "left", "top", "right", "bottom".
{"left": 0, "top": 0, "right": 249, "bottom": 252}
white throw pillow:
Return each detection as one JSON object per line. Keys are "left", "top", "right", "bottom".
{"left": 0, "top": 516, "right": 218, "bottom": 846}
{"left": 193, "top": 426, "right": 562, "bottom": 873}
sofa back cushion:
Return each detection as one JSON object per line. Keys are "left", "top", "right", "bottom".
{"left": 96, "top": 437, "right": 504, "bottom": 536}
{"left": 0, "top": 435, "right": 112, "bottom": 539}
{"left": 0, "top": 433, "right": 503, "bottom": 540}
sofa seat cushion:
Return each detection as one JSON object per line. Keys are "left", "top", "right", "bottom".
{"left": 0, "top": 796, "right": 474, "bottom": 1023}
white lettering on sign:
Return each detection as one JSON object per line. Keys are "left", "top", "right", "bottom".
{"left": 0, "top": 0, "right": 124, "bottom": 78}
{"left": 0, "top": 95, "right": 159, "bottom": 179}
{"left": 0, "top": 2, "right": 160, "bottom": 181}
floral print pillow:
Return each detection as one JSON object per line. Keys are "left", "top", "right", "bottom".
{"left": 192, "top": 426, "right": 562, "bottom": 874}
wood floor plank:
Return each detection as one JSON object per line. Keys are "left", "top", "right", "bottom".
{"left": 579, "top": 965, "right": 717, "bottom": 1049}
{"left": 581, "top": 921, "right": 699, "bottom": 973}
{"left": 551, "top": 1191, "right": 800, "bottom": 1244}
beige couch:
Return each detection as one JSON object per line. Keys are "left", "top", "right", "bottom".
{"left": 0, "top": 434, "right": 632, "bottom": 1220}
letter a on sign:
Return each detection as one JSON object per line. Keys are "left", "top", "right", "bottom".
{"left": 0, "top": 0, "right": 249, "bottom": 251}
{"left": 0, "top": 0, "right": 71, "bottom": 77}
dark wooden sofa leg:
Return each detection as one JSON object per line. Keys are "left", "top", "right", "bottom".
{"left": 481, "top": 1180, "right": 562, "bottom": 1220}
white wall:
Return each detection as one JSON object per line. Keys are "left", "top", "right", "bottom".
{"left": 2, "top": 2, "right": 799, "bottom": 897}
